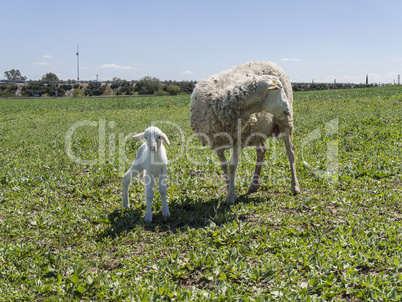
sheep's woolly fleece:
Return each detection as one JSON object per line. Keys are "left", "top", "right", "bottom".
{"left": 190, "top": 61, "right": 294, "bottom": 149}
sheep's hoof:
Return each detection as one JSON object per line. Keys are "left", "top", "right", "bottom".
{"left": 122, "top": 199, "right": 129, "bottom": 209}
{"left": 291, "top": 184, "right": 300, "bottom": 195}
{"left": 162, "top": 207, "right": 170, "bottom": 218}
{"left": 144, "top": 212, "right": 153, "bottom": 223}
{"left": 247, "top": 183, "right": 260, "bottom": 194}
{"left": 224, "top": 193, "right": 237, "bottom": 206}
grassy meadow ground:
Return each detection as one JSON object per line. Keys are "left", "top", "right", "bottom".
{"left": 0, "top": 86, "right": 401, "bottom": 301}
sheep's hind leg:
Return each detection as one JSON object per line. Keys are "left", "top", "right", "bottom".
{"left": 216, "top": 149, "right": 229, "bottom": 191}
{"left": 281, "top": 131, "right": 300, "bottom": 195}
{"left": 248, "top": 144, "right": 267, "bottom": 193}
{"left": 225, "top": 146, "right": 241, "bottom": 205}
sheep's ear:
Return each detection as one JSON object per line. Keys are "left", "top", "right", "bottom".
{"left": 132, "top": 132, "right": 145, "bottom": 141}
{"left": 160, "top": 133, "right": 170, "bottom": 145}
{"left": 267, "top": 82, "right": 280, "bottom": 91}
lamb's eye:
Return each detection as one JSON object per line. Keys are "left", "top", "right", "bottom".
{"left": 144, "top": 136, "right": 147, "bottom": 139}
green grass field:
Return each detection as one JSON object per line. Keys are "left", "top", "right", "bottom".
{"left": 1, "top": 87, "right": 401, "bottom": 301}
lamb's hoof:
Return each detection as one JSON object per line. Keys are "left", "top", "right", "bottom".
{"left": 144, "top": 211, "right": 153, "bottom": 223}
{"left": 291, "top": 185, "right": 300, "bottom": 195}
{"left": 122, "top": 199, "right": 129, "bottom": 209}
{"left": 162, "top": 207, "right": 170, "bottom": 218}
{"left": 224, "top": 193, "right": 237, "bottom": 206}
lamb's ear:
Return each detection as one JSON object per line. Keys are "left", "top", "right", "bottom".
{"left": 132, "top": 132, "right": 145, "bottom": 141}
{"left": 267, "top": 81, "right": 280, "bottom": 91}
{"left": 160, "top": 133, "right": 170, "bottom": 145}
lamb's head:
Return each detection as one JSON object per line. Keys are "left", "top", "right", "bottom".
{"left": 132, "top": 126, "right": 170, "bottom": 152}
{"left": 258, "top": 76, "right": 291, "bottom": 121}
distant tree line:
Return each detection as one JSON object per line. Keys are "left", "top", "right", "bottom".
{"left": 0, "top": 84, "right": 18, "bottom": 97}
{"left": 0, "top": 69, "right": 392, "bottom": 98}
{"left": 0, "top": 81, "right": 196, "bottom": 99}
{"left": 292, "top": 82, "right": 377, "bottom": 91}
{"left": 0, "top": 70, "right": 198, "bottom": 97}
{"left": 1, "top": 69, "right": 198, "bottom": 97}
{"left": 19, "top": 82, "right": 72, "bottom": 97}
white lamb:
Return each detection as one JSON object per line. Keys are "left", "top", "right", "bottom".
{"left": 190, "top": 61, "right": 300, "bottom": 205}
{"left": 122, "top": 126, "right": 170, "bottom": 222}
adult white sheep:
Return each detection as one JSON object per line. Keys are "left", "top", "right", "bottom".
{"left": 190, "top": 61, "right": 300, "bottom": 205}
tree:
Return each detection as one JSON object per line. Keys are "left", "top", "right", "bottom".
{"left": 21, "top": 81, "right": 46, "bottom": 97}
{"left": 134, "top": 76, "right": 162, "bottom": 95}
{"left": 167, "top": 84, "right": 180, "bottom": 95}
{"left": 4, "top": 69, "right": 27, "bottom": 81}
{"left": 42, "top": 72, "right": 59, "bottom": 82}
{"left": 85, "top": 82, "right": 106, "bottom": 96}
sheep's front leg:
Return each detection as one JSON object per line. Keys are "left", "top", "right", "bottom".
{"left": 225, "top": 146, "right": 242, "bottom": 205}
{"left": 122, "top": 165, "right": 142, "bottom": 208}
{"left": 216, "top": 149, "right": 229, "bottom": 191}
{"left": 281, "top": 132, "right": 300, "bottom": 195}
{"left": 159, "top": 168, "right": 170, "bottom": 218}
{"left": 144, "top": 175, "right": 155, "bottom": 222}
{"left": 248, "top": 144, "right": 267, "bottom": 193}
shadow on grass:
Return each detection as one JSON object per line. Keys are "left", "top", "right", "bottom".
{"left": 97, "top": 207, "right": 144, "bottom": 240}
{"left": 97, "top": 193, "right": 271, "bottom": 240}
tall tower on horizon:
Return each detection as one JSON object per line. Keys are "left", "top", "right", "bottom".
{"left": 76, "top": 45, "right": 80, "bottom": 82}
{"left": 366, "top": 74, "right": 368, "bottom": 85}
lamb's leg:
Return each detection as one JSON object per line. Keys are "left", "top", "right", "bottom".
{"left": 216, "top": 149, "right": 229, "bottom": 191}
{"left": 122, "top": 170, "right": 132, "bottom": 208}
{"left": 144, "top": 175, "right": 155, "bottom": 222}
{"left": 248, "top": 144, "right": 267, "bottom": 193}
{"left": 225, "top": 146, "right": 241, "bottom": 205}
{"left": 159, "top": 168, "right": 170, "bottom": 218}
{"left": 122, "top": 163, "right": 143, "bottom": 208}
{"left": 281, "top": 132, "right": 300, "bottom": 195}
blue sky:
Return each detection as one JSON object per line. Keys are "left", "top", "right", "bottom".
{"left": 2, "top": 0, "right": 401, "bottom": 83}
